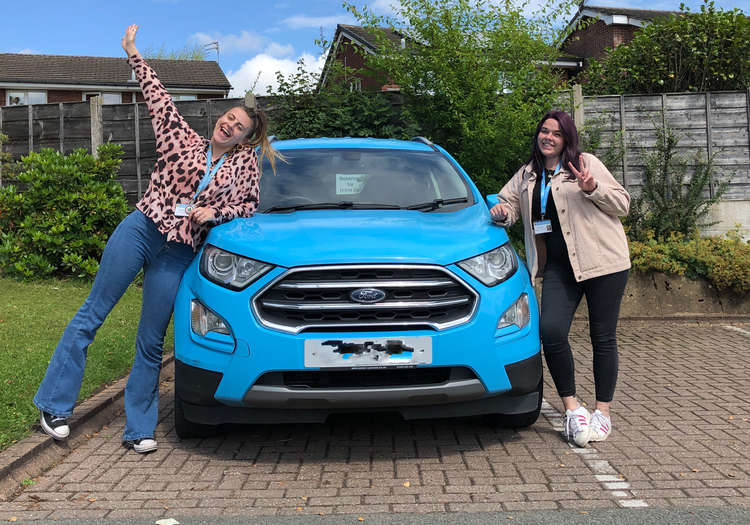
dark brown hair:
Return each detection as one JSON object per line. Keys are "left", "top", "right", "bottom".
{"left": 529, "top": 110, "right": 582, "bottom": 179}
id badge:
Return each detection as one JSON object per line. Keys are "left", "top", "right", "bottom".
{"left": 175, "top": 203, "right": 193, "bottom": 217}
{"left": 533, "top": 219, "right": 553, "bottom": 235}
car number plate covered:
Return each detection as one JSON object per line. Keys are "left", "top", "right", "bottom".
{"left": 304, "top": 337, "right": 432, "bottom": 368}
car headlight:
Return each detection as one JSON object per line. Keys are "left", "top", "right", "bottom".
{"left": 191, "top": 300, "right": 231, "bottom": 336}
{"left": 200, "top": 244, "right": 273, "bottom": 290}
{"left": 457, "top": 244, "right": 517, "bottom": 286}
{"left": 497, "top": 293, "right": 530, "bottom": 330}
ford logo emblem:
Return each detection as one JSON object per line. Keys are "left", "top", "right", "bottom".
{"left": 350, "top": 288, "right": 386, "bottom": 304}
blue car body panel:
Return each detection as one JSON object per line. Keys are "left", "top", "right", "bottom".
{"left": 173, "top": 137, "right": 541, "bottom": 427}
{"left": 207, "top": 206, "right": 507, "bottom": 267}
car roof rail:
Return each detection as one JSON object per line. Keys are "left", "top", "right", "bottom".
{"left": 411, "top": 136, "right": 439, "bottom": 151}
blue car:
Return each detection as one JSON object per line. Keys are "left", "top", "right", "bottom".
{"left": 173, "top": 137, "right": 542, "bottom": 437}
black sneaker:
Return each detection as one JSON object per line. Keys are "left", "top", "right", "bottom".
{"left": 40, "top": 411, "right": 70, "bottom": 440}
{"left": 123, "top": 438, "right": 158, "bottom": 454}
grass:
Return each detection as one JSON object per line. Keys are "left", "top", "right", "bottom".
{"left": 0, "top": 277, "right": 173, "bottom": 451}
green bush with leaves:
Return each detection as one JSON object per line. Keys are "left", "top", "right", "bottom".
{"left": 630, "top": 230, "right": 749, "bottom": 294}
{"left": 343, "top": 0, "right": 574, "bottom": 196}
{"left": 579, "top": 0, "right": 750, "bottom": 95}
{"left": 0, "top": 144, "right": 128, "bottom": 279}
{"left": 268, "top": 60, "right": 419, "bottom": 140}
{"left": 624, "top": 120, "right": 726, "bottom": 241}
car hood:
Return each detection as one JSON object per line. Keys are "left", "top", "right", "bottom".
{"left": 205, "top": 205, "right": 510, "bottom": 268}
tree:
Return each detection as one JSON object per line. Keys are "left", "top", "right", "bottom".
{"left": 343, "top": 0, "right": 575, "bottom": 195}
{"left": 143, "top": 44, "right": 207, "bottom": 61}
{"left": 266, "top": 59, "right": 419, "bottom": 141}
{"left": 624, "top": 118, "right": 727, "bottom": 241}
{"left": 580, "top": 0, "right": 750, "bottom": 95}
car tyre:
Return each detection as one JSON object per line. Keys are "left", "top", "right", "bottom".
{"left": 174, "top": 395, "right": 219, "bottom": 439}
{"left": 485, "top": 376, "right": 543, "bottom": 429}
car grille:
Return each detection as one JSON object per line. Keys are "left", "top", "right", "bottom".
{"left": 252, "top": 264, "right": 478, "bottom": 333}
{"left": 255, "top": 367, "right": 477, "bottom": 389}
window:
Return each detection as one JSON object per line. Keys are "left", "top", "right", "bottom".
{"left": 349, "top": 78, "right": 362, "bottom": 92}
{"left": 7, "top": 91, "right": 46, "bottom": 106}
{"left": 171, "top": 94, "right": 198, "bottom": 101}
{"left": 83, "top": 92, "right": 122, "bottom": 105}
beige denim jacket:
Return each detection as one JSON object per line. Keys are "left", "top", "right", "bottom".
{"left": 495, "top": 152, "right": 631, "bottom": 282}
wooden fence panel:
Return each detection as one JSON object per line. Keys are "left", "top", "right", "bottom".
{"left": 1, "top": 92, "right": 749, "bottom": 206}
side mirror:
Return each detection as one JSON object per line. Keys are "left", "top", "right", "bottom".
{"left": 485, "top": 194, "right": 499, "bottom": 209}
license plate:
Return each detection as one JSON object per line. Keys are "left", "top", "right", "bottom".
{"left": 304, "top": 336, "right": 432, "bottom": 368}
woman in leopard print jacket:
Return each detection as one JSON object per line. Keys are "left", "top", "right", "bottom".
{"left": 34, "top": 24, "right": 281, "bottom": 454}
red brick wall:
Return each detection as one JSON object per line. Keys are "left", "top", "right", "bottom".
{"left": 334, "top": 37, "right": 389, "bottom": 92}
{"left": 47, "top": 90, "right": 84, "bottom": 104}
{"left": 563, "top": 19, "right": 615, "bottom": 60}
{"left": 563, "top": 18, "right": 644, "bottom": 61}
{"left": 0, "top": 88, "right": 5, "bottom": 106}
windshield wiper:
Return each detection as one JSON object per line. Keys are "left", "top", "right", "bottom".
{"left": 406, "top": 197, "right": 469, "bottom": 211}
{"left": 263, "top": 201, "right": 403, "bottom": 213}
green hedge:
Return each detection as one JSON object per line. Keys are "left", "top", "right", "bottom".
{"left": 0, "top": 144, "right": 128, "bottom": 279}
{"left": 629, "top": 230, "right": 749, "bottom": 294}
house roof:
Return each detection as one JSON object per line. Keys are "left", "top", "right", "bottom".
{"left": 336, "top": 24, "right": 405, "bottom": 53}
{"left": 567, "top": 4, "right": 678, "bottom": 32}
{"left": 0, "top": 53, "right": 231, "bottom": 91}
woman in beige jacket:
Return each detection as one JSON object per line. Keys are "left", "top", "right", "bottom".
{"left": 490, "top": 110, "right": 630, "bottom": 447}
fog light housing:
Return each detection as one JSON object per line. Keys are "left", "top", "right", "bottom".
{"left": 497, "top": 293, "right": 530, "bottom": 330}
{"left": 191, "top": 300, "right": 231, "bottom": 337}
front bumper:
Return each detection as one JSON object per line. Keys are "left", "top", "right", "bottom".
{"left": 174, "top": 258, "right": 541, "bottom": 425}
{"left": 175, "top": 352, "right": 541, "bottom": 424}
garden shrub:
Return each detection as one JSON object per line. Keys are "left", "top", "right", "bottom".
{"left": 629, "top": 230, "right": 749, "bottom": 294}
{"left": 0, "top": 144, "right": 128, "bottom": 279}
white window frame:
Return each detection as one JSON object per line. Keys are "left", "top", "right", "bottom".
{"left": 7, "top": 90, "right": 47, "bottom": 106}
{"left": 171, "top": 94, "right": 198, "bottom": 101}
{"left": 82, "top": 92, "right": 121, "bottom": 105}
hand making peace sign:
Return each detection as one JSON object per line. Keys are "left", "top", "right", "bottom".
{"left": 568, "top": 154, "right": 597, "bottom": 193}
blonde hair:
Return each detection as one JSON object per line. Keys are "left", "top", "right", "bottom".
{"left": 234, "top": 105, "right": 284, "bottom": 175}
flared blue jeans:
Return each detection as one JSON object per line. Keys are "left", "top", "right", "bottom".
{"left": 34, "top": 210, "right": 194, "bottom": 441}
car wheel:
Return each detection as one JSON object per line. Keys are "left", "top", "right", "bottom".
{"left": 485, "top": 376, "right": 543, "bottom": 429}
{"left": 174, "top": 395, "right": 219, "bottom": 439}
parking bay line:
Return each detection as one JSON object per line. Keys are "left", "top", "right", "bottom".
{"left": 540, "top": 399, "right": 649, "bottom": 508}
{"left": 723, "top": 325, "right": 750, "bottom": 337}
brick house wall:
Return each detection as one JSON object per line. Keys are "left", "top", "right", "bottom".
{"left": 563, "top": 18, "right": 642, "bottom": 61}
{"left": 333, "top": 38, "right": 388, "bottom": 92}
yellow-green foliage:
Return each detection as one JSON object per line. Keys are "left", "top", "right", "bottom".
{"left": 629, "top": 230, "right": 749, "bottom": 294}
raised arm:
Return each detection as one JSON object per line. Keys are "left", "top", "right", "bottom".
{"left": 121, "top": 25, "right": 199, "bottom": 151}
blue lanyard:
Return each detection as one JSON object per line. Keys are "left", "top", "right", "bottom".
{"left": 539, "top": 162, "right": 561, "bottom": 217}
{"left": 192, "top": 145, "right": 226, "bottom": 202}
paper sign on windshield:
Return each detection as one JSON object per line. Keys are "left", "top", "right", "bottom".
{"left": 336, "top": 173, "right": 368, "bottom": 195}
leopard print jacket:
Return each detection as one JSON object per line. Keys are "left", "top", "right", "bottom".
{"left": 128, "top": 53, "right": 260, "bottom": 250}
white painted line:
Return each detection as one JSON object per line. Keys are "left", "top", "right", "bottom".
{"left": 620, "top": 500, "right": 649, "bottom": 508}
{"left": 539, "top": 397, "right": 649, "bottom": 508}
{"left": 588, "top": 460, "right": 618, "bottom": 474}
{"left": 604, "top": 482, "right": 631, "bottom": 490}
{"left": 723, "top": 325, "right": 750, "bottom": 337}
{"left": 595, "top": 475, "right": 622, "bottom": 482}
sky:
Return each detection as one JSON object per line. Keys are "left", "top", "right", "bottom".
{"left": 1, "top": 0, "right": 746, "bottom": 97}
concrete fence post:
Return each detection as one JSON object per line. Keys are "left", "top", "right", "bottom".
{"left": 572, "top": 84, "right": 584, "bottom": 128}
{"left": 90, "top": 96, "right": 103, "bottom": 158}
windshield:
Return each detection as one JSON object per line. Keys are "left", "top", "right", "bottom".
{"left": 259, "top": 148, "right": 473, "bottom": 213}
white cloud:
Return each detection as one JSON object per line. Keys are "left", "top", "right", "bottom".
{"left": 16, "top": 48, "right": 40, "bottom": 54}
{"left": 282, "top": 15, "right": 342, "bottom": 29}
{"left": 227, "top": 53, "right": 326, "bottom": 96}
{"left": 264, "top": 42, "right": 295, "bottom": 58}
{"left": 370, "top": 0, "right": 399, "bottom": 15}
{"left": 190, "top": 30, "right": 265, "bottom": 54}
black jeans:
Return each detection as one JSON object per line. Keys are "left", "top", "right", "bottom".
{"left": 540, "top": 263, "right": 629, "bottom": 403}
